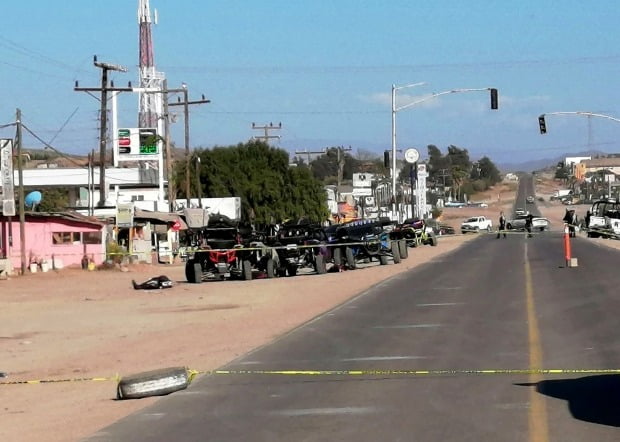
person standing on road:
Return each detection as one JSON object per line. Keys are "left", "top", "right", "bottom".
{"left": 525, "top": 212, "right": 534, "bottom": 238}
{"left": 497, "top": 211, "right": 507, "bottom": 238}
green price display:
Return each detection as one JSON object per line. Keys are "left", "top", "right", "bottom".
{"left": 139, "top": 144, "right": 158, "bottom": 154}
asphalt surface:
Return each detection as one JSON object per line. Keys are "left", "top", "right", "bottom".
{"left": 88, "top": 177, "right": 620, "bottom": 442}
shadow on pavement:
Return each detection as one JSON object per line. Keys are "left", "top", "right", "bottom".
{"left": 515, "top": 375, "right": 620, "bottom": 427}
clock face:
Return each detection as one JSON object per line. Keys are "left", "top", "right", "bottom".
{"left": 404, "top": 148, "right": 419, "bottom": 164}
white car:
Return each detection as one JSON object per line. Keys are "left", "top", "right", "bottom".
{"left": 461, "top": 216, "right": 493, "bottom": 233}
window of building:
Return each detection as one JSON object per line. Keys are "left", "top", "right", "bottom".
{"left": 52, "top": 231, "right": 102, "bottom": 245}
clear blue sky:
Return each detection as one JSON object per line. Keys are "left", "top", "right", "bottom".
{"left": 1, "top": 0, "right": 619, "bottom": 165}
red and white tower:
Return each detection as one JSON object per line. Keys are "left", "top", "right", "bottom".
{"left": 138, "top": 0, "right": 164, "bottom": 129}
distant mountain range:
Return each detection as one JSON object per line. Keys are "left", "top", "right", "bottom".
{"left": 497, "top": 150, "right": 611, "bottom": 173}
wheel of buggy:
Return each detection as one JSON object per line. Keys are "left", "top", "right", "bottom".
{"left": 379, "top": 254, "right": 388, "bottom": 265}
{"left": 185, "top": 259, "right": 202, "bottom": 284}
{"left": 265, "top": 258, "right": 275, "bottom": 278}
{"left": 287, "top": 264, "right": 297, "bottom": 277}
{"left": 117, "top": 366, "right": 190, "bottom": 400}
{"left": 345, "top": 247, "right": 356, "bottom": 269}
{"left": 242, "top": 260, "right": 253, "bottom": 280}
{"left": 391, "top": 241, "right": 401, "bottom": 264}
{"left": 314, "top": 254, "right": 327, "bottom": 274}
{"left": 398, "top": 240, "right": 408, "bottom": 259}
{"left": 429, "top": 232, "right": 438, "bottom": 246}
{"left": 333, "top": 247, "right": 343, "bottom": 268}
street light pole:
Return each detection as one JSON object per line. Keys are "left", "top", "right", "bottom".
{"left": 391, "top": 82, "right": 426, "bottom": 222}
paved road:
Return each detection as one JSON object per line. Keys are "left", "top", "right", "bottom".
{"left": 88, "top": 225, "right": 620, "bottom": 441}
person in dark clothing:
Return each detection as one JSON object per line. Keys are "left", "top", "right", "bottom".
{"left": 497, "top": 211, "right": 507, "bottom": 238}
{"left": 563, "top": 208, "right": 576, "bottom": 237}
{"left": 132, "top": 275, "right": 173, "bottom": 290}
{"left": 525, "top": 212, "right": 534, "bottom": 238}
{"left": 585, "top": 210, "right": 591, "bottom": 229}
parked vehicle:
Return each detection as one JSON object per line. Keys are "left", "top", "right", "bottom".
{"left": 269, "top": 219, "right": 328, "bottom": 276}
{"left": 587, "top": 198, "right": 620, "bottom": 238}
{"left": 393, "top": 218, "right": 438, "bottom": 249}
{"left": 327, "top": 218, "right": 402, "bottom": 269}
{"left": 515, "top": 208, "right": 526, "bottom": 216}
{"left": 185, "top": 214, "right": 274, "bottom": 282}
{"left": 461, "top": 216, "right": 493, "bottom": 234}
{"left": 506, "top": 214, "right": 549, "bottom": 231}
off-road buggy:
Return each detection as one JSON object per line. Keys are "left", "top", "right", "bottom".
{"left": 392, "top": 218, "right": 438, "bottom": 248}
{"left": 327, "top": 218, "right": 403, "bottom": 270}
{"left": 184, "top": 214, "right": 275, "bottom": 282}
{"left": 269, "top": 219, "right": 328, "bottom": 276}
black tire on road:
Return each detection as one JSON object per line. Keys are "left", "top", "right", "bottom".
{"left": 315, "top": 254, "right": 327, "bottom": 274}
{"left": 345, "top": 247, "right": 356, "bottom": 269}
{"left": 242, "top": 260, "right": 252, "bottom": 280}
{"left": 185, "top": 259, "right": 195, "bottom": 283}
{"left": 379, "top": 254, "right": 388, "bottom": 265}
{"left": 391, "top": 241, "right": 401, "bottom": 264}
{"left": 398, "top": 240, "right": 408, "bottom": 259}
{"left": 117, "top": 366, "right": 190, "bottom": 400}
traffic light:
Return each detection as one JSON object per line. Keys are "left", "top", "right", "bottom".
{"left": 538, "top": 115, "right": 547, "bottom": 134}
{"left": 490, "top": 88, "right": 498, "bottom": 110}
{"left": 384, "top": 150, "right": 390, "bottom": 168}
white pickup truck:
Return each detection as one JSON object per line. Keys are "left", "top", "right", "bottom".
{"left": 461, "top": 216, "right": 493, "bottom": 234}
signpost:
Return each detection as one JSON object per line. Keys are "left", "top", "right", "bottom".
{"left": 0, "top": 139, "right": 15, "bottom": 216}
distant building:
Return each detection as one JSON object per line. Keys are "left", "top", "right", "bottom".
{"left": 574, "top": 157, "right": 620, "bottom": 181}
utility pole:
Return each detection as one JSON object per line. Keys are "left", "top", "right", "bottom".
{"left": 294, "top": 148, "right": 326, "bottom": 169}
{"left": 168, "top": 85, "right": 210, "bottom": 208}
{"left": 252, "top": 122, "right": 282, "bottom": 144}
{"left": 74, "top": 56, "right": 127, "bottom": 207}
{"left": 162, "top": 79, "right": 173, "bottom": 211}
{"left": 15, "top": 109, "right": 26, "bottom": 275}
{"left": 336, "top": 145, "right": 352, "bottom": 188}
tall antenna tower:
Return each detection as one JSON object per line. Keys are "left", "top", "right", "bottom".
{"left": 138, "top": 0, "right": 164, "bottom": 129}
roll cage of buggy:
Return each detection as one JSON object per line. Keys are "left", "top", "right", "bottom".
{"left": 184, "top": 214, "right": 275, "bottom": 282}
{"left": 327, "top": 218, "right": 404, "bottom": 270}
{"left": 268, "top": 219, "right": 328, "bottom": 276}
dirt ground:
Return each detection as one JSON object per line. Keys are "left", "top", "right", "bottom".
{"left": 1, "top": 232, "right": 484, "bottom": 442}
{"left": 9, "top": 177, "right": 605, "bottom": 442}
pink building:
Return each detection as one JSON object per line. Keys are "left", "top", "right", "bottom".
{"left": 0, "top": 212, "right": 106, "bottom": 273}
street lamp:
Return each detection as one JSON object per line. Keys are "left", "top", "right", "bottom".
{"left": 391, "top": 82, "right": 426, "bottom": 221}
{"left": 391, "top": 85, "right": 499, "bottom": 220}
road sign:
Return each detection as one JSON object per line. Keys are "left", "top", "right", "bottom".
{"left": 1, "top": 139, "right": 15, "bottom": 216}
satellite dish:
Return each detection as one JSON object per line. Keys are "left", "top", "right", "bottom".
{"left": 25, "top": 191, "right": 42, "bottom": 209}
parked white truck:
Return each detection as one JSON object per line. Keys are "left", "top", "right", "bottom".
{"left": 461, "top": 216, "right": 493, "bottom": 234}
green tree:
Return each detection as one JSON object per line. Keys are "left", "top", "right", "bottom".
{"left": 189, "top": 140, "right": 328, "bottom": 224}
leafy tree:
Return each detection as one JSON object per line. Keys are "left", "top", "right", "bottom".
{"left": 189, "top": 141, "right": 328, "bottom": 224}
{"left": 37, "top": 188, "right": 70, "bottom": 212}
{"left": 477, "top": 156, "right": 501, "bottom": 184}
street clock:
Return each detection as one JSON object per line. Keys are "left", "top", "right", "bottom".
{"left": 404, "top": 148, "right": 419, "bottom": 164}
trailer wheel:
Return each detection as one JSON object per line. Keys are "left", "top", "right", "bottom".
{"left": 398, "top": 240, "right": 408, "bottom": 259}
{"left": 345, "top": 247, "right": 356, "bottom": 269}
{"left": 315, "top": 254, "right": 327, "bottom": 274}
{"left": 117, "top": 366, "right": 190, "bottom": 400}
{"left": 391, "top": 241, "right": 401, "bottom": 264}
{"left": 242, "top": 260, "right": 253, "bottom": 280}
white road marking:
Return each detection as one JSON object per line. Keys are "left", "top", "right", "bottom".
{"left": 416, "top": 302, "right": 464, "bottom": 307}
{"left": 271, "top": 407, "right": 377, "bottom": 416}
{"left": 340, "top": 356, "right": 428, "bottom": 361}
{"left": 373, "top": 324, "right": 442, "bottom": 329}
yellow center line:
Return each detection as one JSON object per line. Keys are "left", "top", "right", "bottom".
{"left": 525, "top": 242, "right": 550, "bottom": 442}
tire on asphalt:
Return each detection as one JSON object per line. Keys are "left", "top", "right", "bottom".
{"left": 185, "top": 259, "right": 202, "bottom": 284}
{"left": 391, "top": 241, "right": 401, "bottom": 264}
{"left": 287, "top": 264, "right": 297, "bottom": 277}
{"left": 242, "top": 260, "right": 253, "bottom": 280}
{"left": 398, "top": 240, "right": 408, "bottom": 259}
{"left": 117, "top": 366, "right": 191, "bottom": 400}
{"left": 379, "top": 254, "right": 388, "bottom": 265}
